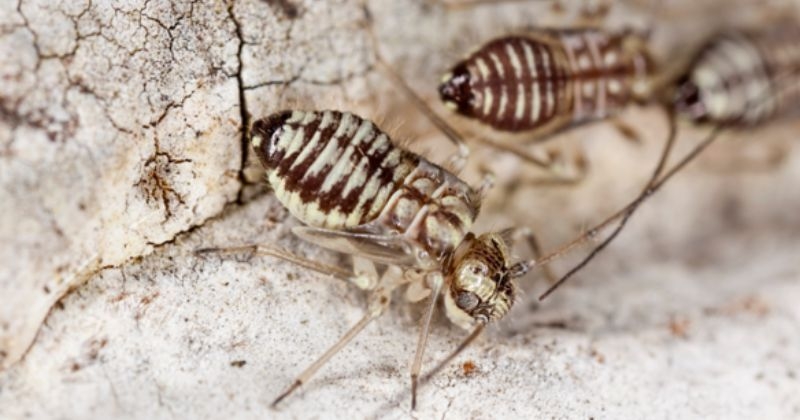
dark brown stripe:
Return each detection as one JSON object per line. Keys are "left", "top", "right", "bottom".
{"left": 316, "top": 124, "right": 377, "bottom": 213}
{"left": 278, "top": 112, "right": 332, "bottom": 201}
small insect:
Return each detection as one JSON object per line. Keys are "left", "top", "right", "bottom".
{"left": 439, "top": 28, "right": 653, "bottom": 136}
{"left": 202, "top": 106, "right": 702, "bottom": 410}
{"left": 673, "top": 25, "right": 800, "bottom": 126}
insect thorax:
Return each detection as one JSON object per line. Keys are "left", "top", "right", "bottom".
{"left": 250, "top": 110, "right": 481, "bottom": 263}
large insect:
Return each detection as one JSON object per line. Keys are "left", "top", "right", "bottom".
{"left": 230, "top": 106, "right": 693, "bottom": 409}
{"left": 249, "top": 109, "right": 534, "bottom": 408}
{"left": 218, "top": 22, "right": 800, "bottom": 412}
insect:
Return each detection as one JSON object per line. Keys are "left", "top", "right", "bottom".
{"left": 205, "top": 105, "right": 699, "bottom": 410}
{"left": 368, "top": 23, "right": 662, "bottom": 187}
{"left": 438, "top": 28, "right": 653, "bottom": 136}
{"left": 248, "top": 109, "right": 537, "bottom": 408}
{"left": 415, "top": 26, "right": 657, "bottom": 179}
{"left": 672, "top": 25, "right": 800, "bottom": 126}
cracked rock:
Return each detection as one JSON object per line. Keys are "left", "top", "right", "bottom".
{"left": 1, "top": 0, "right": 800, "bottom": 419}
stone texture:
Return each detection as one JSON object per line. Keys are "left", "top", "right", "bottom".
{"left": 1, "top": 0, "right": 799, "bottom": 419}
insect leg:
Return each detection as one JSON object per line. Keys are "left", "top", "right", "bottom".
{"left": 271, "top": 266, "right": 405, "bottom": 407}
{"left": 418, "top": 324, "right": 485, "bottom": 391}
{"left": 410, "top": 271, "right": 445, "bottom": 410}
{"left": 507, "top": 146, "right": 587, "bottom": 187}
{"left": 610, "top": 117, "right": 643, "bottom": 144}
{"left": 480, "top": 136, "right": 588, "bottom": 184}
{"left": 195, "top": 244, "right": 370, "bottom": 290}
{"left": 475, "top": 165, "right": 496, "bottom": 198}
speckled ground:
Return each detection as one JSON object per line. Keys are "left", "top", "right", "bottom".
{"left": 2, "top": 0, "right": 799, "bottom": 419}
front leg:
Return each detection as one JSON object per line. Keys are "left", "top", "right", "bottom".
{"left": 271, "top": 265, "right": 406, "bottom": 407}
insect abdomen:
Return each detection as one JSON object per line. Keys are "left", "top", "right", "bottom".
{"left": 251, "top": 110, "right": 480, "bottom": 259}
{"left": 439, "top": 30, "right": 652, "bottom": 134}
{"left": 674, "top": 26, "right": 800, "bottom": 125}
{"left": 251, "top": 110, "right": 415, "bottom": 229}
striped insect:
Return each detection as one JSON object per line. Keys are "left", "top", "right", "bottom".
{"left": 246, "top": 109, "right": 545, "bottom": 409}
{"left": 439, "top": 28, "right": 653, "bottom": 136}
{"left": 191, "top": 101, "right": 710, "bottom": 410}
{"left": 672, "top": 25, "right": 800, "bottom": 126}
{"left": 367, "top": 19, "right": 654, "bottom": 179}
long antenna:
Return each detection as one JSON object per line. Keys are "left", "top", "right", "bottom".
{"left": 538, "top": 119, "right": 725, "bottom": 300}
{"left": 534, "top": 63, "right": 798, "bottom": 299}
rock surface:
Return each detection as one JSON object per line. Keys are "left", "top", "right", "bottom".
{"left": 1, "top": 0, "right": 799, "bottom": 419}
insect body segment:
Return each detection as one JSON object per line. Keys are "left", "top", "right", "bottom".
{"left": 251, "top": 110, "right": 480, "bottom": 263}
{"left": 674, "top": 26, "right": 800, "bottom": 125}
{"left": 439, "top": 29, "right": 653, "bottom": 135}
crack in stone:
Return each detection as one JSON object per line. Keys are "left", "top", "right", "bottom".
{"left": 226, "top": 1, "right": 250, "bottom": 205}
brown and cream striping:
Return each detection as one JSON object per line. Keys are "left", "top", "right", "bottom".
{"left": 439, "top": 29, "right": 653, "bottom": 135}
{"left": 673, "top": 25, "right": 800, "bottom": 125}
{"left": 251, "top": 110, "right": 481, "bottom": 264}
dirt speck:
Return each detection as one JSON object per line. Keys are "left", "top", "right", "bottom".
{"left": 462, "top": 360, "right": 477, "bottom": 376}
{"left": 669, "top": 316, "right": 691, "bottom": 339}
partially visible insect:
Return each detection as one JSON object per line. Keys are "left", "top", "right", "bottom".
{"left": 538, "top": 23, "right": 800, "bottom": 299}
{"left": 197, "top": 105, "right": 697, "bottom": 410}
{"left": 673, "top": 24, "right": 800, "bottom": 126}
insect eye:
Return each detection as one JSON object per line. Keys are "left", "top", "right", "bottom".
{"left": 470, "top": 263, "right": 487, "bottom": 276}
{"left": 455, "top": 291, "right": 480, "bottom": 311}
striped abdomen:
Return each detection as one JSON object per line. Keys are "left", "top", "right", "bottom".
{"left": 674, "top": 26, "right": 800, "bottom": 125}
{"left": 251, "top": 110, "right": 480, "bottom": 260}
{"left": 439, "top": 29, "right": 652, "bottom": 134}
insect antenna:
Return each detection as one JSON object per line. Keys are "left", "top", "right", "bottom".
{"left": 539, "top": 115, "right": 728, "bottom": 300}
{"left": 535, "top": 66, "right": 800, "bottom": 299}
